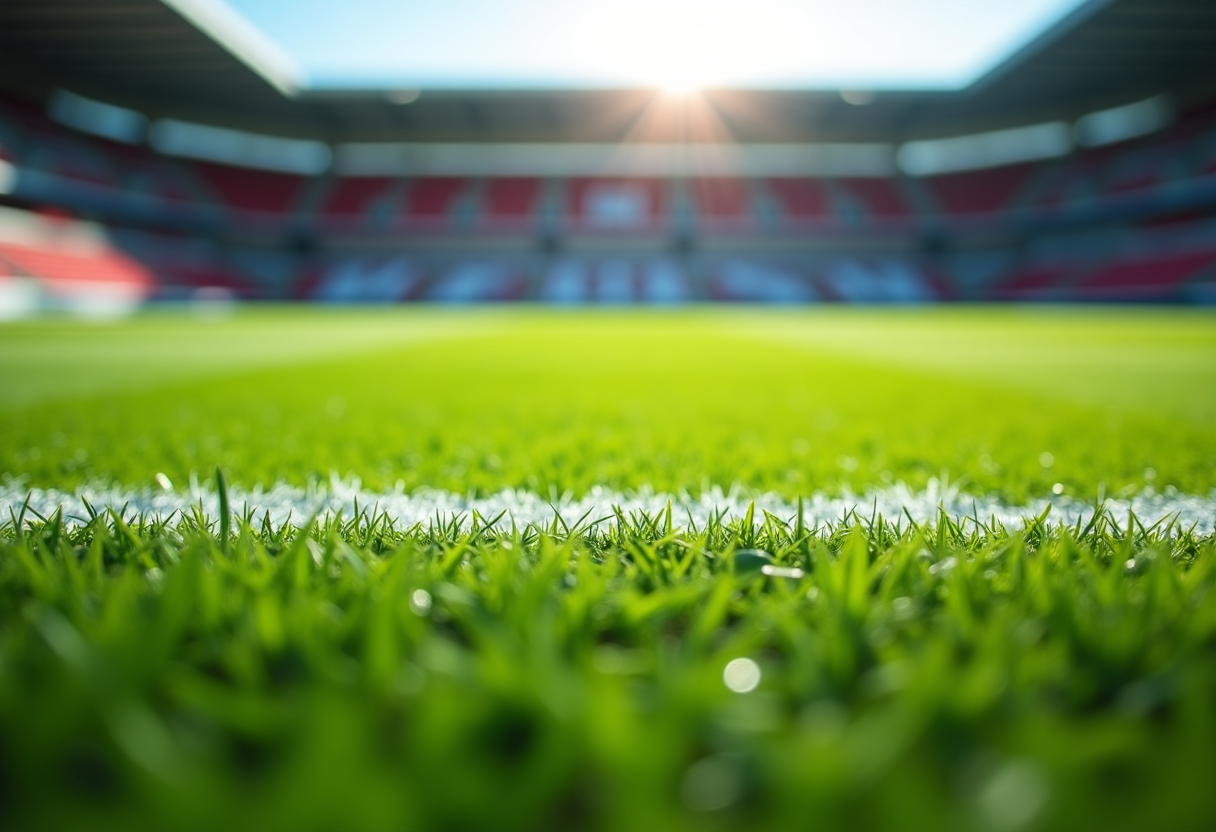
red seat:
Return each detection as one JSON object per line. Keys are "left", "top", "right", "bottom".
{"left": 191, "top": 161, "right": 305, "bottom": 214}
{"left": 319, "top": 176, "right": 393, "bottom": 220}
{"left": 837, "top": 178, "right": 911, "bottom": 218}
{"left": 483, "top": 177, "right": 542, "bottom": 222}
{"left": 766, "top": 178, "right": 830, "bottom": 219}
{"left": 690, "top": 178, "right": 751, "bottom": 220}
{"left": 925, "top": 163, "right": 1035, "bottom": 215}
{"left": 0, "top": 241, "right": 155, "bottom": 293}
{"left": 1081, "top": 250, "right": 1215, "bottom": 292}
{"left": 154, "top": 265, "right": 257, "bottom": 297}
{"left": 990, "top": 265, "right": 1076, "bottom": 299}
{"left": 404, "top": 177, "right": 467, "bottom": 220}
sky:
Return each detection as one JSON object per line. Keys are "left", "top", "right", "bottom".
{"left": 223, "top": 0, "right": 1094, "bottom": 91}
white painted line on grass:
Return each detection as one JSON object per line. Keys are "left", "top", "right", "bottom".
{"left": 2, "top": 479, "right": 1214, "bottom": 534}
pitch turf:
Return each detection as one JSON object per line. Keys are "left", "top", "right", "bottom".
{"left": 2, "top": 306, "right": 1215, "bottom": 831}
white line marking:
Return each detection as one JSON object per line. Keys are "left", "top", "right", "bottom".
{"left": 3, "top": 479, "right": 1214, "bottom": 534}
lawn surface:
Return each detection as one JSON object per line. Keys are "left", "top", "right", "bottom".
{"left": 2, "top": 306, "right": 1215, "bottom": 832}
{"left": 2, "top": 306, "right": 1214, "bottom": 500}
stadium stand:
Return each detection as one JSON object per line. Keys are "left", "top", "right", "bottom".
{"left": 483, "top": 177, "right": 544, "bottom": 225}
{"left": 711, "top": 260, "right": 817, "bottom": 303}
{"left": 316, "top": 176, "right": 395, "bottom": 223}
{"left": 0, "top": 241, "right": 153, "bottom": 296}
{"left": 766, "top": 178, "right": 833, "bottom": 222}
{"left": 426, "top": 262, "right": 526, "bottom": 302}
{"left": 1, "top": 71, "right": 1215, "bottom": 306}
{"left": 819, "top": 259, "right": 940, "bottom": 303}
{"left": 568, "top": 178, "right": 666, "bottom": 230}
{"left": 923, "top": 163, "right": 1038, "bottom": 216}
{"left": 402, "top": 177, "right": 468, "bottom": 223}
{"left": 1078, "top": 248, "right": 1216, "bottom": 299}
{"left": 835, "top": 178, "right": 914, "bottom": 220}
{"left": 304, "top": 256, "right": 425, "bottom": 303}
{"left": 689, "top": 178, "right": 753, "bottom": 224}
{"left": 189, "top": 161, "right": 305, "bottom": 216}
{"left": 539, "top": 259, "right": 692, "bottom": 304}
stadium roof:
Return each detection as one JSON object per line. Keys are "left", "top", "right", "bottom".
{"left": 0, "top": 0, "right": 1214, "bottom": 145}
{"left": 223, "top": 0, "right": 1096, "bottom": 92}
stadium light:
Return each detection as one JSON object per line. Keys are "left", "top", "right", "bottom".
{"left": 385, "top": 89, "right": 422, "bottom": 105}
{"left": 1074, "top": 95, "right": 1172, "bottom": 148}
{"left": 898, "top": 122, "right": 1072, "bottom": 175}
{"left": 840, "top": 90, "right": 876, "bottom": 106}
{"left": 47, "top": 91, "right": 148, "bottom": 145}
{"left": 149, "top": 120, "right": 332, "bottom": 174}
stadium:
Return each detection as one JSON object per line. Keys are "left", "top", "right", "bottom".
{"left": 1, "top": 0, "right": 1215, "bottom": 830}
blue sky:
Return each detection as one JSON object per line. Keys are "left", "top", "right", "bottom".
{"left": 223, "top": 0, "right": 1093, "bottom": 91}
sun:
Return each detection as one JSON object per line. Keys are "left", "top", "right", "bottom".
{"left": 648, "top": 60, "right": 704, "bottom": 96}
{"left": 659, "top": 76, "right": 702, "bottom": 96}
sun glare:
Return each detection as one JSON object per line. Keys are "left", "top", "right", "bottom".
{"left": 658, "top": 76, "right": 701, "bottom": 96}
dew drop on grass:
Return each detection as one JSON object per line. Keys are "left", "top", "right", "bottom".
{"left": 409, "top": 589, "right": 433, "bottom": 616}
{"left": 155, "top": 473, "right": 173, "bottom": 491}
{"left": 1038, "top": 452, "right": 1054, "bottom": 468}
{"left": 929, "top": 557, "right": 957, "bottom": 576}
{"left": 760, "top": 564, "right": 805, "bottom": 580}
{"left": 1052, "top": 483, "right": 1065, "bottom": 495}
{"left": 723, "top": 658, "right": 761, "bottom": 693}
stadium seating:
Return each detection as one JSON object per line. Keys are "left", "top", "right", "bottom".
{"left": 689, "top": 178, "right": 753, "bottom": 225}
{"left": 189, "top": 161, "right": 305, "bottom": 215}
{"left": 483, "top": 177, "right": 543, "bottom": 224}
{"left": 539, "top": 259, "right": 692, "bottom": 304}
{"left": 3, "top": 90, "right": 1216, "bottom": 306}
{"left": 304, "top": 256, "right": 424, "bottom": 302}
{"left": 923, "top": 163, "right": 1037, "bottom": 216}
{"left": 766, "top": 178, "right": 833, "bottom": 221}
{"left": 819, "top": 259, "right": 940, "bottom": 303}
{"left": 402, "top": 177, "right": 468, "bottom": 222}
{"left": 567, "top": 178, "right": 666, "bottom": 229}
{"left": 985, "top": 262, "right": 1074, "bottom": 301}
{"left": 151, "top": 264, "right": 260, "bottom": 298}
{"left": 710, "top": 260, "right": 816, "bottom": 302}
{"left": 1078, "top": 248, "right": 1215, "bottom": 299}
{"left": 425, "top": 262, "right": 526, "bottom": 302}
{"left": 0, "top": 240, "right": 154, "bottom": 300}
{"left": 836, "top": 178, "right": 914, "bottom": 220}
{"left": 317, "top": 176, "right": 395, "bottom": 223}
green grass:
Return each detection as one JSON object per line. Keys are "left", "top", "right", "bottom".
{"left": 2, "top": 307, "right": 1214, "bottom": 500}
{"left": 2, "top": 306, "right": 1216, "bottom": 831}
{"left": 3, "top": 504, "right": 1215, "bottom": 831}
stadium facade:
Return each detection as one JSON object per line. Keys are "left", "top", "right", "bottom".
{"left": 0, "top": 0, "right": 1214, "bottom": 310}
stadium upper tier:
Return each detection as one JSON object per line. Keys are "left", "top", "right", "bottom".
{"left": 1, "top": 93, "right": 1214, "bottom": 306}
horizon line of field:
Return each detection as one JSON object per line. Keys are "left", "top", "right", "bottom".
{"left": 3, "top": 479, "right": 1214, "bottom": 535}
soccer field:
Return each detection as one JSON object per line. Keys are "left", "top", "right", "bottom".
{"left": 3, "top": 306, "right": 1215, "bottom": 499}
{"left": 2, "top": 306, "right": 1216, "bottom": 831}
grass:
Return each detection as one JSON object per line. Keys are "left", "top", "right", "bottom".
{"left": 1, "top": 307, "right": 1214, "bottom": 500}
{"left": 2, "top": 305, "right": 1216, "bottom": 831}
